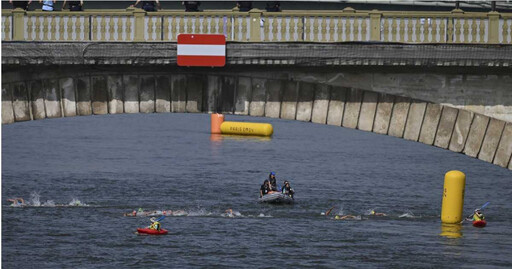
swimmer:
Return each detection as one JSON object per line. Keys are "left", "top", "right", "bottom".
{"left": 322, "top": 206, "right": 335, "bottom": 216}
{"left": 369, "top": 210, "right": 387, "bottom": 217}
{"left": 7, "top": 198, "right": 25, "bottom": 207}
{"left": 124, "top": 210, "right": 137, "bottom": 217}
{"left": 334, "top": 215, "right": 358, "bottom": 220}
{"left": 172, "top": 210, "right": 187, "bottom": 216}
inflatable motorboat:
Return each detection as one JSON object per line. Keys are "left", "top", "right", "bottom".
{"left": 258, "top": 192, "right": 294, "bottom": 204}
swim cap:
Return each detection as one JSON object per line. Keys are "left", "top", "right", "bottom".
{"left": 370, "top": 210, "right": 375, "bottom": 215}
{"left": 270, "top": 172, "right": 276, "bottom": 175}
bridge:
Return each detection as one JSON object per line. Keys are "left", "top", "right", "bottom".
{"left": 2, "top": 7, "right": 512, "bottom": 171}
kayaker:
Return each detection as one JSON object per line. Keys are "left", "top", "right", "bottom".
{"left": 148, "top": 217, "right": 162, "bottom": 231}
{"left": 260, "top": 179, "right": 271, "bottom": 197}
{"left": 281, "top": 180, "right": 294, "bottom": 198}
{"left": 468, "top": 209, "right": 485, "bottom": 222}
{"left": 269, "top": 172, "right": 278, "bottom": 191}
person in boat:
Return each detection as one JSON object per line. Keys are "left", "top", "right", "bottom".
{"left": 260, "top": 179, "right": 271, "bottom": 197}
{"left": 8, "top": 198, "right": 26, "bottom": 206}
{"left": 268, "top": 172, "right": 278, "bottom": 191}
{"left": 281, "top": 180, "right": 294, "bottom": 198}
{"left": 370, "top": 210, "right": 387, "bottom": 216}
{"left": 148, "top": 217, "right": 161, "bottom": 231}
{"left": 468, "top": 209, "right": 485, "bottom": 222}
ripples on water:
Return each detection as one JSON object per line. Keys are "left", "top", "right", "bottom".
{"left": 2, "top": 113, "right": 512, "bottom": 268}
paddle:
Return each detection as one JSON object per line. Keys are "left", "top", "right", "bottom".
{"left": 461, "top": 201, "right": 490, "bottom": 223}
{"left": 155, "top": 215, "right": 166, "bottom": 222}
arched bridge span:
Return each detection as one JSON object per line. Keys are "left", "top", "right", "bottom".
{"left": 2, "top": 69, "right": 511, "bottom": 171}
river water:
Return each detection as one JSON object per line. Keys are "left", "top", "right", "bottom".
{"left": 2, "top": 113, "right": 512, "bottom": 268}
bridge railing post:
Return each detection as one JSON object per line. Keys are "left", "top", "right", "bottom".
{"left": 249, "top": 8, "right": 262, "bottom": 42}
{"left": 12, "top": 8, "right": 25, "bottom": 41}
{"left": 487, "top": 11, "right": 500, "bottom": 44}
{"left": 129, "top": 7, "right": 146, "bottom": 42}
{"left": 369, "top": 9, "right": 382, "bottom": 41}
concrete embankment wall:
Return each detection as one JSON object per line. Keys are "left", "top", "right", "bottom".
{"left": 2, "top": 72, "right": 511, "bottom": 171}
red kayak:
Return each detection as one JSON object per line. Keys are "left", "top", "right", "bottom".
{"left": 472, "top": 220, "right": 487, "bottom": 228}
{"left": 137, "top": 228, "right": 168, "bottom": 235}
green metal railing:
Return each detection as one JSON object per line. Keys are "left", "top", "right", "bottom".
{"left": 2, "top": 7, "right": 512, "bottom": 43}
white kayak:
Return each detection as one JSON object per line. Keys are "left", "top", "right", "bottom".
{"left": 258, "top": 192, "right": 294, "bottom": 204}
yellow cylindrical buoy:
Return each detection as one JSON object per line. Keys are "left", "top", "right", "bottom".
{"left": 441, "top": 170, "right": 466, "bottom": 224}
{"left": 220, "top": 121, "right": 273, "bottom": 136}
{"left": 210, "top": 113, "right": 224, "bottom": 134}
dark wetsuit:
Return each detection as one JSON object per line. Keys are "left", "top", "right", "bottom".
{"left": 282, "top": 185, "right": 294, "bottom": 197}
{"left": 260, "top": 183, "right": 270, "bottom": 197}
{"left": 269, "top": 178, "right": 277, "bottom": 191}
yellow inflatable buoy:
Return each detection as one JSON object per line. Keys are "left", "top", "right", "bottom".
{"left": 441, "top": 170, "right": 466, "bottom": 224}
{"left": 220, "top": 121, "right": 273, "bottom": 137}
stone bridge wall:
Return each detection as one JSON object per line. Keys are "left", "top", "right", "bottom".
{"left": 2, "top": 71, "right": 511, "bottom": 170}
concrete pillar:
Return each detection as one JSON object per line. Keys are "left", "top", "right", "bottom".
{"left": 373, "top": 93, "right": 394, "bottom": 135}
{"left": 478, "top": 119, "right": 506, "bottom": 163}
{"left": 434, "top": 106, "right": 459, "bottom": 149}
{"left": 76, "top": 77, "right": 92, "bottom": 116}
{"left": 449, "top": 110, "right": 473, "bottom": 153}
{"left": 91, "top": 76, "right": 108, "bottom": 115}
{"left": 44, "top": 79, "right": 62, "bottom": 118}
{"left": 186, "top": 76, "right": 204, "bottom": 113}
{"left": 265, "top": 80, "right": 282, "bottom": 118}
{"left": 464, "top": 114, "right": 490, "bottom": 158}
{"left": 60, "top": 78, "right": 77, "bottom": 117}
{"left": 220, "top": 76, "right": 236, "bottom": 114}
{"left": 140, "top": 75, "right": 156, "bottom": 113}
{"left": 206, "top": 75, "right": 220, "bottom": 113}
{"left": 326, "top": 86, "right": 346, "bottom": 126}
{"left": 418, "top": 103, "right": 442, "bottom": 145}
{"left": 123, "top": 75, "right": 140, "bottom": 113}
{"left": 280, "top": 81, "right": 298, "bottom": 120}
{"left": 342, "top": 88, "right": 363, "bottom": 129}
{"left": 403, "top": 100, "right": 427, "bottom": 141}
{"left": 2, "top": 84, "right": 15, "bottom": 124}
{"left": 155, "top": 75, "right": 171, "bottom": 113}
{"left": 234, "top": 77, "right": 252, "bottom": 115}
{"left": 388, "top": 96, "right": 410, "bottom": 138}
{"left": 311, "top": 84, "right": 330, "bottom": 124}
{"left": 29, "top": 81, "right": 46, "bottom": 119}
{"left": 357, "top": 91, "right": 378, "bottom": 131}
{"left": 12, "top": 82, "right": 31, "bottom": 122}
{"left": 493, "top": 123, "right": 512, "bottom": 168}
{"left": 296, "top": 82, "right": 315, "bottom": 122}
{"left": 171, "top": 74, "right": 186, "bottom": 113}
{"left": 107, "top": 75, "right": 124, "bottom": 114}
{"left": 249, "top": 78, "right": 266, "bottom": 117}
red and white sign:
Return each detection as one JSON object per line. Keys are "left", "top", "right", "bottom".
{"left": 177, "top": 34, "right": 226, "bottom": 67}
